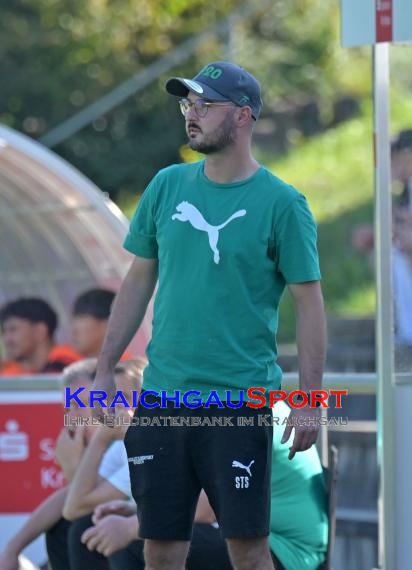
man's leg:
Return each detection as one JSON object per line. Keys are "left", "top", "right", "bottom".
{"left": 191, "top": 404, "right": 274, "bottom": 570}
{"left": 67, "top": 514, "right": 110, "bottom": 570}
{"left": 108, "top": 538, "right": 145, "bottom": 570}
{"left": 187, "top": 523, "right": 233, "bottom": 570}
{"left": 124, "top": 396, "right": 201, "bottom": 569}
{"left": 45, "top": 517, "right": 72, "bottom": 570}
{"left": 143, "top": 539, "right": 190, "bottom": 570}
{"left": 226, "top": 537, "right": 275, "bottom": 570}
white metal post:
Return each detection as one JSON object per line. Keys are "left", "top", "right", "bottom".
{"left": 373, "top": 42, "right": 396, "bottom": 570}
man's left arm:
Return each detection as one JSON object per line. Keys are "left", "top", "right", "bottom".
{"left": 281, "top": 280, "right": 326, "bottom": 460}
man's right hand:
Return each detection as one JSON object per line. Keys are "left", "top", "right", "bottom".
{"left": 55, "top": 424, "right": 86, "bottom": 480}
{"left": 81, "top": 514, "right": 138, "bottom": 557}
{"left": 91, "top": 371, "right": 116, "bottom": 424}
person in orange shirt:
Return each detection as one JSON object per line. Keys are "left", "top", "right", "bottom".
{"left": 0, "top": 297, "right": 80, "bottom": 375}
{"left": 71, "top": 288, "right": 133, "bottom": 361}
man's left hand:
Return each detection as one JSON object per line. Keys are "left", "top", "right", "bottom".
{"left": 281, "top": 406, "right": 321, "bottom": 460}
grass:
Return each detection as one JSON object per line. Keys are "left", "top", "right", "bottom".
{"left": 262, "top": 93, "right": 412, "bottom": 340}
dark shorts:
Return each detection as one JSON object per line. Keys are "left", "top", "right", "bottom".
{"left": 124, "top": 393, "right": 273, "bottom": 540}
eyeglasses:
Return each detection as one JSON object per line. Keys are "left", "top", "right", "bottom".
{"left": 179, "top": 97, "right": 235, "bottom": 118}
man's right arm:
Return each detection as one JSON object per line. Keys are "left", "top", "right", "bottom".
{"left": 0, "top": 487, "right": 68, "bottom": 570}
{"left": 63, "top": 427, "right": 127, "bottom": 520}
{"left": 93, "top": 255, "right": 158, "bottom": 420}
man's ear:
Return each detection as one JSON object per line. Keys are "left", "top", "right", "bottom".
{"left": 236, "top": 106, "right": 253, "bottom": 128}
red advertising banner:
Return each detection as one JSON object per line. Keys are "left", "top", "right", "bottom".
{"left": 0, "top": 402, "right": 65, "bottom": 512}
{"left": 376, "top": 0, "right": 393, "bottom": 42}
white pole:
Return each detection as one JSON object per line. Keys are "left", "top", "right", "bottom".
{"left": 373, "top": 42, "right": 396, "bottom": 570}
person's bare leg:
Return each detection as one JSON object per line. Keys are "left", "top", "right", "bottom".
{"left": 144, "top": 539, "right": 190, "bottom": 570}
{"left": 226, "top": 537, "right": 275, "bottom": 570}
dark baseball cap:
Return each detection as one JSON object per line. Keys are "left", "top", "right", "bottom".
{"left": 166, "top": 61, "right": 262, "bottom": 120}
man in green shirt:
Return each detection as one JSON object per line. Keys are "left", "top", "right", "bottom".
{"left": 93, "top": 61, "right": 326, "bottom": 570}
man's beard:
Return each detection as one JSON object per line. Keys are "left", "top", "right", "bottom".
{"left": 187, "top": 112, "right": 237, "bottom": 154}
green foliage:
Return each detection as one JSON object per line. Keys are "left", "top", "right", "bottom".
{"left": 271, "top": 93, "right": 412, "bottom": 340}
{"left": 1, "top": 0, "right": 240, "bottom": 196}
{"left": 0, "top": 0, "right": 373, "bottom": 199}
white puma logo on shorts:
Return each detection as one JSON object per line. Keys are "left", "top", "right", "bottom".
{"left": 171, "top": 201, "right": 246, "bottom": 264}
{"left": 232, "top": 460, "right": 255, "bottom": 477}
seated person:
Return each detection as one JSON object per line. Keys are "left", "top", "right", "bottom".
{"left": 77, "top": 493, "right": 232, "bottom": 570}
{"left": 0, "top": 297, "right": 80, "bottom": 375}
{"left": 67, "top": 401, "right": 328, "bottom": 570}
{"left": 47, "top": 359, "right": 145, "bottom": 570}
{"left": 268, "top": 401, "right": 328, "bottom": 570}
{"left": 71, "top": 288, "right": 133, "bottom": 360}
{"left": 0, "top": 358, "right": 98, "bottom": 569}
{"left": 0, "top": 359, "right": 144, "bottom": 570}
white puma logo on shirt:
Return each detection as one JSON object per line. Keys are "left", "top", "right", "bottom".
{"left": 171, "top": 201, "right": 246, "bottom": 264}
{"left": 232, "top": 460, "right": 255, "bottom": 477}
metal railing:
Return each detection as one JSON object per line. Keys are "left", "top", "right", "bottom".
{"left": 0, "top": 371, "right": 378, "bottom": 392}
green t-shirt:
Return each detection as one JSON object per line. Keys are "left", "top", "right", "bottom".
{"left": 270, "top": 402, "right": 328, "bottom": 570}
{"left": 124, "top": 161, "right": 320, "bottom": 401}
